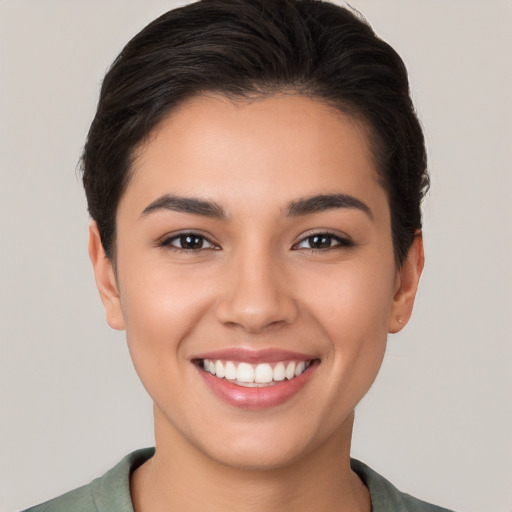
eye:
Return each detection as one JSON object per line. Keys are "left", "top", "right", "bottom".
{"left": 294, "top": 233, "right": 353, "bottom": 251}
{"left": 160, "top": 232, "right": 218, "bottom": 251}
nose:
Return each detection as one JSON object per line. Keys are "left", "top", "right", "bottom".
{"left": 215, "top": 249, "right": 298, "bottom": 333}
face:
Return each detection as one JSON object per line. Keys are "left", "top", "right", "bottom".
{"left": 90, "top": 94, "right": 422, "bottom": 470}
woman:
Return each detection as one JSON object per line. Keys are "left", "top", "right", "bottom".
{"left": 24, "top": 0, "right": 454, "bottom": 510}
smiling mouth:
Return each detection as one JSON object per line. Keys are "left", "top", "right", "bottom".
{"left": 196, "top": 358, "right": 315, "bottom": 387}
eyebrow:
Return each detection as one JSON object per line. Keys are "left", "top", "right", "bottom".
{"left": 285, "top": 193, "right": 373, "bottom": 219}
{"left": 140, "top": 194, "right": 226, "bottom": 219}
{"left": 140, "top": 192, "right": 372, "bottom": 221}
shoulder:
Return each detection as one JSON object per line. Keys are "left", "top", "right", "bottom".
{"left": 351, "top": 459, "right": 456, "bottom": 512}
{"left": 21, "top": 448, "right": 155, "bottom": 512}
{"left": 21, "top": 484, "right": 96, "bottom": 512}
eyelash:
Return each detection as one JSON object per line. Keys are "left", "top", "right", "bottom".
{"left": 159, "top": 231, "right": 354, "bottom": 252}
{"left": 159, "top": 232, "right": 219, "bottom": 252}
{"left": 292, "top": 232, "right": 354, "bottom": 251}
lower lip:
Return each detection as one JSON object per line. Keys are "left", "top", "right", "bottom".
{"left": 196, "top": 361, "right": 318, "bottom": 409}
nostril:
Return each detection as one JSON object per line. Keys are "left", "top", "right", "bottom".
{"left": 215, "top": 293, "right": 298, "bottom": 333}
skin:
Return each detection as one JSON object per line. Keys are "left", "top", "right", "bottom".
{"left": 89, "top": 94, "right": 424, "bottom": 512}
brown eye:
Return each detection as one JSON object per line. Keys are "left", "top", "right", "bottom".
{"left": 308, "top": 235, "right": 334, "bottom": 249}
{"left": 295, "top": 233, "right": 354, "bottom": 250}
{"left": 161, "top": 232, "right": 217, "bottom": 251}
{"left": 178, "top": 234, "right": 205, "bottom": 249}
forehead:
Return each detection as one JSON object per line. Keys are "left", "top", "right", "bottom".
{"left": 124, "top": 94, "right": 385, "bottom": 216}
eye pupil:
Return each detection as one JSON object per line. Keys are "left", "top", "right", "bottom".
{"left": 309, "top": 235, "right": 331, "bottom": 249}
{"left": 181, "top": 234, "right": 203, "bottom": 249}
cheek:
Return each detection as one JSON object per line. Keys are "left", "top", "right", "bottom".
{"left": 302, "top": 257, "right": 396, "bottom": 335}
{"left": 299, "top": 254, "right": 396, "bottom": 391}
{"left": 117, "top": 268, "right": 215, "bottom": 416}
{"left": 115, "top": 253, "right": 214, "bottom": 372}
{"left": 117, "top": 242, "right": 212, "bottom": 325}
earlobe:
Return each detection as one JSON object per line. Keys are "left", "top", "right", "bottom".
{"left": 388, "top": 232, "right": 424, "bottom": 334}
{"left": 88, "top": 222, "right": 126, "bottom": 331}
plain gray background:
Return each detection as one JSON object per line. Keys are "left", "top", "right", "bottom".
{"left": 1, "top": 1, "right": 511, "bottom": 511}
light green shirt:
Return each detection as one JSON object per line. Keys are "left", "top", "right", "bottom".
{"left": 23, "top": 448, "right": 456, "bottom": 511}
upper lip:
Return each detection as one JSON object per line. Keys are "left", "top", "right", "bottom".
{"left": 191, "top": 347, "right": 317, "bottom": 364}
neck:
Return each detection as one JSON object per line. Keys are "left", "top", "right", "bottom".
{"left": 131, "top": 408, "right": 370, "bottom": 512}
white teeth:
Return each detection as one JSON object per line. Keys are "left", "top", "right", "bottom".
{"left": 215, "top": 360, "right": 225, "bottom": 378}
{"left": 285, "top": 361, "right": 296, "bottom": 380}
{"left": 200, "top": 358, "right": 312, "bottom": 386}
{"left": 273, "top": 362, "right": 285, "bottom": 381}
{"left": 225, "top": 361, "right": 237, "bottom": 380}
{"left": 236, "top": 362, "right": 255, "bottom": 383}
{"left": 254, "top": 363, "right": 273, "bottom": 384}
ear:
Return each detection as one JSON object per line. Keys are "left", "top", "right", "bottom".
{"left": 388, "top": 231, "right": 424, "bottom": 334}
{"left": 88, "top": 221, "right": 125, "bottom": 330}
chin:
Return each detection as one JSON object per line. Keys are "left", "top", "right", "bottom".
{"left": 186, "top": 410, "right": 345, "bottom": 473}
{"left": 205, "top": 436, "right": 311, "bottom": 472}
